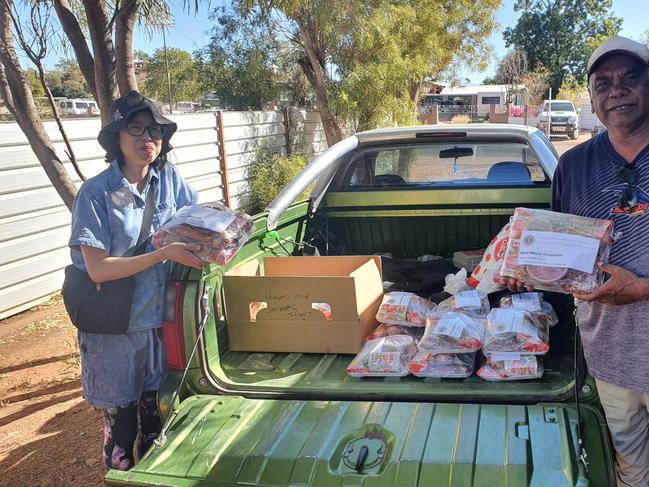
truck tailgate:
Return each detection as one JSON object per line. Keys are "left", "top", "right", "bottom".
{"left": 105, "top": 395, "right": 614, "bottom": 487}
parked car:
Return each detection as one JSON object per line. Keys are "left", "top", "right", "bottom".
{"left": 58, "top": 98, "right": 100, "bottom": 116}
{"left": 536, "top": 100, "right": 580, "bottom": 139}
{"left": 106, "top": 124, "right": 615, "bottom": 487}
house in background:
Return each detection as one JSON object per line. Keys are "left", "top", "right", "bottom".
{"left": 419, "top": 84, "right": 527, "bottom": 124}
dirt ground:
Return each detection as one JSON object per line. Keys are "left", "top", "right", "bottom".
{"left": 0, "top": 296, "right": 105, "bottom": 487}
{"left": 0, "top": 133, "right": 589, "bottom": 487}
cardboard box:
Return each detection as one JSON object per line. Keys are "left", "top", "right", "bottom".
{"left": 223, "top": 256, "right": 383, "bottom": 354}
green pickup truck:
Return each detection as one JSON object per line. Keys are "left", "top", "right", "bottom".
{"left": 106, "top": 124, "right": 615, "bottom": 487}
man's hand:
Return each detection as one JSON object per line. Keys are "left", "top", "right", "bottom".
{"left": 499, "top": 277, "right": 535, "bottom": 293}
{"left": 573, "top": 262, "right": 649, "bottom": 305}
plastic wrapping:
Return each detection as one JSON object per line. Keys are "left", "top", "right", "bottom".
{"left": 366, "top": 323, "right": 423, "bottom": 341}
{"left": 500, "top": 208, "right": 615, "bottom": 294}
{"left": 152, "top": 203, "right": 255, "bottom": 265}
{"left": 477, "top": 354, "right": 544, "bottom": 381}
{"left": 346, "top": 335, "right": 418, "bottom": 377}
{"left": 443, "top": 268, "right": 471, "bottom": 295}
{"left": 418, "top": 311, "right": 486, "bottom": 353}
{"left": 375, "top": 292, "right": 437, "bottom": 327}
{"left": 437, "top": 289, "right": 491, "bottom": 315}
{"left": 484, "top": 309, "right": 549, "bottom": 355}
{"left": 408, "top": 351, "right": 475, "bottom": 378}
{"left": 498, "top": 292, "right": 559, "bottom": 328}
{"left": 467, "top": 222, "right": 510, "bottom": 293}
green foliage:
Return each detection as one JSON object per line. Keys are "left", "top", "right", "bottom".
{"left": 45, "top": 59, "right": 91, "bottom": 98}
{"left": 142, "top": 48, "right": 202, "bottom": 102}
{"left": 557, "top": 73, "right": 586, "bottom": 105}
{"left": 25, "top": 69, "right": 45, "bottom": 97}
{"left": 503, "top": 0, "right": 622, "bottom": 94}
{"left": 250, "top": 145, "right": 309, "bottom": 210}
{"left": 241, "top": 0, "right": 500, "bottom": 133}
{"left": 197, "top": 6, "right": 310, "bottom": 110}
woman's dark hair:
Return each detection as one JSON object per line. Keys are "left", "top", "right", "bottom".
{"left": 103, "top": 109, "right": 174, "bottom": 170}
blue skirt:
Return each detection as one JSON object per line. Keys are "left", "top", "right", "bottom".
{"left": 78, "top": 327, "right": 167, "bottom": 408}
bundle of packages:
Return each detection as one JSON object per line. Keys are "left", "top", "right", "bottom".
{"left": 375, "top": 292, "right": 437, "bottom": 327}
{"left": 483, "top": 309, "right": 549, "bottom": 354}
{"left": 500, "top": 208, "right": 615, "bottom": 293}
{"left": 366, "top": 323, "right": 423, "bottom": 341}
{"left": 408, "top": 351, "right": 475, "bottom": 378}
{"left": 498, "top": 292, "right": 558, "bottom": 328}
{"left": 418, "top": 311, "right": 486, "bottom": 353}
{"left": 346, "top": 335, "right": 418, "bottom": 377}
{"left": 437, "top": 289, "right": 491, "bottom": 315}
{"left": 466, "top": 222, "right": 510, "bottom": 294}
{"left": 152, "top": 203, "right": 255, "bottom": 265}
{"left": 477, "top": 354, "right": 543, "bottom": 381}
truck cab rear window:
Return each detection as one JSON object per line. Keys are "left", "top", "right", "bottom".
{"left": 340, "top": 141, "right": 548, "bottom": 189}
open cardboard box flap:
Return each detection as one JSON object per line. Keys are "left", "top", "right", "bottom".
{"left": 223, "top": 256, "right": 383, "bottom": 354}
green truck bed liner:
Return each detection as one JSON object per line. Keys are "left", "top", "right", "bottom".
{"left": 106, "top": 396, "right": 614, "bottom": 487}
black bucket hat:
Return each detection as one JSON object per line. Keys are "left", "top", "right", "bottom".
{"left": 97, "top": 90, "right": 177, "bottom": 156}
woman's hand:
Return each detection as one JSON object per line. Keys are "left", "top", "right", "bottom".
{"left": 159, "top": 242, "right": 207, "bottom": 269}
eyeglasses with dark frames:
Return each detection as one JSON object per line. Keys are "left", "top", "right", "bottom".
{"left": 125, "top": 122, "right": 164, "bottom": 140}
{"left": 617, "top": 165, "right": 638, "bottom": 209}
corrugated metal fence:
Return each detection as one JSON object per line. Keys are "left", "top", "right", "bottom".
{"left": 0, "top": 109, "right": 325, "bottom": 319}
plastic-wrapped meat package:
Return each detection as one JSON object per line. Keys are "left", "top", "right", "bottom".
{"left": 418, "top": 311, "right": 486, "bottom": 353}
{"left": 152, "top": 203, "right": 255, "bottom": 265}
{"left": 498, "top": 292, "right": 559, "bottom": 328}
{"left": 437, "top": 289, "right": 491, "bottom": 315}
{"left": 408, "top": 351, "right": 475, "bottom": 378}
{"left": 467, "top": 222, "right": 510, "bottom": 294}
{"left": 366, "top": 323, "right": 423, "bottom": 342}
{"left": 375, "top": 292, "right": 437, "bottom": 327}
{"left": 500, "top": 208, "right": 615, "bottom": 294}
{"left": 484, "top": 309, "right": 549, "bottom": 355}
{"left": 477, "top": 354, "right": 543, "bottom": 381}
{"left": 346, "top": 335, "right": 418, "bottom": 377}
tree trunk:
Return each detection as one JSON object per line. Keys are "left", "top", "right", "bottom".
{"left": 409, "top": 80, "right": 421, "bottom": 119}
{"left": 115, "top": 0, "right": 139, "bottom": 94}
{"left": 294, "top": 15, "right": 346, "bottom": 146}
{"left": 52, "top": 0, "right": 98, "bottom": 102}
{"left": 0, "top": 1, "right": 77, "bottom": 210}
{"left": 82, "top": 0, "right": 118, "bottom": 126}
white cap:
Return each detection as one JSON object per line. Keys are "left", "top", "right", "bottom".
{"left": 587, "top": 35, "right": 649, "bottom": 76}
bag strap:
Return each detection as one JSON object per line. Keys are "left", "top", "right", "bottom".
{"left": 131, "top": 178, "right": 157, "bottom": 257}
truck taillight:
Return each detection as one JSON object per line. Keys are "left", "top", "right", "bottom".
{"left": 162, "top": 281, "right": 187, "bottom": 370}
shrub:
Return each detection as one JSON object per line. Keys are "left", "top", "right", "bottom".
{"left": 250, "top": 145, "right": 309, "bottom": 210}
{"left": 451, "top": 114, "right": 471, "bottom": 124}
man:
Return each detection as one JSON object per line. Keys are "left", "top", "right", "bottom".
{"left": 507, "top": 36, "right": 649, "bottom": 486}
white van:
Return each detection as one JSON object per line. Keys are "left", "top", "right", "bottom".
{"left": 58, "top": 98, "right": 100, "bottom": 116}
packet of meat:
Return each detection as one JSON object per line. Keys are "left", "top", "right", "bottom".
{"left": 418, "top": 311, "right": 486, "bottom": 353}
{"left": 152, "top": 203, "right": 255, "bottom": 265}
{"left": 500, "top": 208, "right": 615, "bottom": 294}
{"left": 498, "top": 292, "right": 559, "bottom": 328}
{"left": 477, "top": 354, "right": 543, "bottom": 381}
{"left": 437, "top": 289, "right": 491, "bottom": 316}
{"left": 366, "top": 323, "right": 424, "bottom": 341}
{"left": 408, "top": 351, "right": 475, "bottom": 378}
{"left": 483, "top": 308, "right": 549, "bottom": 355}
{"left": 467, "top": 222, "right": 510, "bottom": 294}
{"left": 346, "top": 335, "right": 418, "bottom": 377}
{"left": 375, "top": 292, "right": 437, "bottom": 327}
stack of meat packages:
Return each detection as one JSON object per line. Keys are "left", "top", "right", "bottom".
{"left": 346, "top": 289, "right": 557, "bottom": 381}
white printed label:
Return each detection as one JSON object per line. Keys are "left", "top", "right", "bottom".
{"left": 431, "top": 317, "right": 466, "bottom": 339}
{"left": 517, "top": 230, "right": 599, "bottom": 273}
{"left": 455, "top": 291, "right": 482, "bottom": 309}
{"left": 384, "top": 293, "right": 412, "bottom": 307}
{"left": 512, "top": 293, "right": 541, "bottom": 312}
{"left": 490, "top": 352, "right": 522, "bottom": 361}
{"left": 503, "top": 357, "right": 537, "bottom": 375}
{"left": 490, "top": 309, "right": 526, "bottom": 335}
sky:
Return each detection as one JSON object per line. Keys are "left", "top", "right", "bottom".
{"left": 18, "top": 0, "right": 649, "bottom": 84}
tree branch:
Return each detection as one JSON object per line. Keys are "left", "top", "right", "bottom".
{"left": 114, "top": 0, "right": 138, "bottom": 94}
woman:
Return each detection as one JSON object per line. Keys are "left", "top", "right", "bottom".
{"left": 68, "top": 91, "right": 205, "bottom": 470}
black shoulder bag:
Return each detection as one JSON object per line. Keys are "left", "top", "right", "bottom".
{"left": 62, "top": 184, "right": 156, "bottom": 334}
